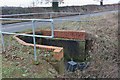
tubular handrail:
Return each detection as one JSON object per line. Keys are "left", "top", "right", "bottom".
{"left": 0, "top": 18, "right": 54, "bottom": 61}
{"left": 0, "top": 12, "right": 81, "bottom": 17}
{"left": 0, "top": 18, "right": 53, "bottom": 22}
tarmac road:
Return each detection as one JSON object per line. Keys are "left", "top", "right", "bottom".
{"left": 1, "top": 10, "right": 118, "bottom": 32}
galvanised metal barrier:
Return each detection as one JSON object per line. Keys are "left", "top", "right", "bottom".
{"left": 0, "top": 12, "right": 81, "bottom": 17}
{"left": 1, "top": 12, "right": 92, "bottom": 23}
{"left": 0, "top": 12, "right": 83, "bottom": 22}
{"left": 0, "top": 12, "right": 92, "bottom": 61}
{"left": 0, "top": 18, "right": 54, "bottom": 61}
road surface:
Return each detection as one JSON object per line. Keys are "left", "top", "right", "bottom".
{"left": 1, "top": 10, "right": 118, "bottom": 32}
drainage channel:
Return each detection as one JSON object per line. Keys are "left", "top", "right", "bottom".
{"left": 14, "top": 30, "right": 90, "bottom": 74}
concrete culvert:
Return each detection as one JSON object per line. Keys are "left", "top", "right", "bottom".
{"left": 14, "top": 30, "right": 94, "bottom": 74}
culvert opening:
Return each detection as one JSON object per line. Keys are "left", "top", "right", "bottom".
{"left": 18, "top": 35, "right": 86, "bottom": 61}
{"left": 14, "top": 30, "right": 93, "bottom": 73}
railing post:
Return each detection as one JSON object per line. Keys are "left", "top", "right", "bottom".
{"left": 0, "top": 23, "right": 5, "bottom": 52}
{"left": 51, "top": 19, "right": 54, "bottom": 38}
{"left": 32, "top": 20, "right": 37, "bottom": 61}
{"left": 50, "top": 13, "right": 52, "bottom": 19}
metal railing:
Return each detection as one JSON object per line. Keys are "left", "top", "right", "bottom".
{"left": 0, "top": 12, "right": 81, "bottom": 17}
{"left": 1, "top": 12, "right": 93, "bottom": 22}
{"left": 0, "top": 12, "right": 92, "bottom": 61}
{"left": 0, "top": 18, "right": 54, "bottom": 61}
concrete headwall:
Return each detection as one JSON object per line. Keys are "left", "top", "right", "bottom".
{"left": 41, "top": 30, "right": 85, "bottom": 40}
{"left": 14, "top": 30, "right": 86, "bottom": 61}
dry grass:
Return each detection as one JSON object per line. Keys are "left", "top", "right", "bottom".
{"left": 1, "top": 35, "right": 58, "bottom": 78}
{"left": 0, "top": 37, "right": 2, "bottom": 79}
{"left": 55, "top": 12, "right": 118, "bottom": 78}
{"left": 0, "top": 54, "right": 1, "bottom": 79}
